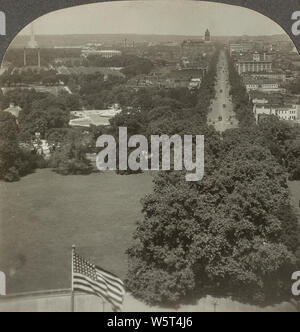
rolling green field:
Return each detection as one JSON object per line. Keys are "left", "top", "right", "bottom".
{"left": 0, "top": 169, "right": 153, "bottom": 294}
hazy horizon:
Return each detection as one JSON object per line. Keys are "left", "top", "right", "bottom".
{"left": 18, "top": 0, "right": 285, "bottom": 37}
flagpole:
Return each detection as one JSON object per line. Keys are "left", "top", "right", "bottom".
{"left": 71, "top": 244, "right": 76, "bottom": 313}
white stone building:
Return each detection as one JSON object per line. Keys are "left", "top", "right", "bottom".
{"left": 253, "top": 104, "right": 300, "bottom": 123}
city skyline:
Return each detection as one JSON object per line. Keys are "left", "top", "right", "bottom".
{"left": 19, "top": 0, "right": 285, "bottom": 37}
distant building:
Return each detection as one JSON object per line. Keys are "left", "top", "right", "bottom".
{"left": 189, "top": 78, "right": 202, "bottom": 90}
{"left": 229, "top": 43, "right": 253, "bottom": 55}
{"left": 253, "top": 104, "right": 300, "bottom": 123}
{"left": 69, "top": 117, "right": 111, "bottom": 128}
{"left": 253, "top": 104, "right": 277, "bottom": 123}
{"left": 181, "top": 29, "right": 214, "bottom": 61}
{"left": 250, "top": 91, "right": 299, "bottom": 107}
{"left": 178, "top": 57, "right": 209, "bottom": 73}
{"left": 56, "top": 66, "right": 125, "bottom": 78}
{"left": 3, "top": 103, "right": 22, "bottom": 118}
{"left": 277, "top": 105, "right": 300, "bottom": 121}
{"left": 81, "top": 49, "right": 121, "bottom": 58}
{"left": 69, "top": 106, "right": 121, "bottom": 128}
{"left": 181, "top": 40, "right": 214, "bottom": 57}
{"left": 236, "top": 53, "right": 272, "bottom": 74}
{"left": 205, "top": 29, "right": 211, "bottom": 42}
{"left": 182, "top": 40, "right": 208, "bottom": 59}
{"left": 242, "top": 71, "right": 286, "bottom": 82}
{"left": 189, "top": 78, "right": 202, "bottom": 89}
{"left": 270, "top": 41, "right": 293, "bottom": 52}
{"left": 164, "top": 78, "right": 190, "bottom": 89}
{"left": 126, "top": 68, "right": 205, "bottom": 90}
{"left": 244, "top": 78, "right": 285, "bottom": 93}
{"left": 2, "top": 85, "right": 71, "bottom": 97}
{"left": 252, "top": 97, "right": 269, "bottom": 105}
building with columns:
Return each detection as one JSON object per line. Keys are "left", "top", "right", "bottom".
{"left": 253, "top": 103, "right": 300, "bottom": 123}
{"left": 236, "top": 53, "right": 272, "bottom": 75}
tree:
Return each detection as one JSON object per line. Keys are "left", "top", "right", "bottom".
{"left": 126, "top": 48, "right": 299, "bottom": 305}
{"left": 227, "top": 52, "right": 255, "bottom": 127}
{"left": 0, "top": 90, "right": 9, "bottom": 110}
{"left": 0, "top": 112, "right": 20, "bottom": 180}
{"left": 0, "top": 112, "right": 39, "bottom": 181}
{"left": 49, "top": 130, "right": 93, "bottom": 175}
{"left": 286, "top": 141, "right": 300, "bottom": 180}
{"left": 19, "top": 95, "right": 70, "bottom": 139}
{"left": 0, "top": 111, "right": 19, "bottom": 141}
{"left": 126, "top": 143, "right": 298, "bottom": 305}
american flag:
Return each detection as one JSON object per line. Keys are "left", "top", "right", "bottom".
{"left": 72, "top": 252, "right": 125, "bottom": 311}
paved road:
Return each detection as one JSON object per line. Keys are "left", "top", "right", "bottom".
{"left": 208, "top": 50, "right": 238, "bottom": 132}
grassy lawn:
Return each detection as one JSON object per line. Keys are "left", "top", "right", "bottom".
{"left": 0, "top": 169, "right": 153, "bottom": 294}
{"left": 1, "top": 172, "right": 298, "bottom": 299}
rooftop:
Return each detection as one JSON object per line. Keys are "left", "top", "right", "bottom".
{"left": 238, "top": 59, "right": 272, "bottom": 64}
{"left": 3, "top": 104, "right": 22, "bottom": 118}
{"left": 243, "top": 78, "right": 280, "bottom": 85}
{"left": 69, "top": 116, "right": 111, "bottom": 127}
{"left": 242, "top": 70, "right": 285, "bottom": 75}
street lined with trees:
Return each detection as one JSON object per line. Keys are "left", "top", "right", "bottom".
{"left": 0, "top": 45, "right": 299, "bottom": 307}
{"left": 125, "top": 47, "right": 299, "bottom": 306}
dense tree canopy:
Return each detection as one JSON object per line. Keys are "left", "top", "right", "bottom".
{"left": 49, "top": 129, "right": 93, "bottom": 175}
{"left": 0, "top": 111, "right": 39, "bottom": 181}
{"left": 1, "top": 45, "right": 299, "bottom": 305}
{"left": 85, "top": 54, "right": 154, "bottom": 78}
{"left": 126, "top": 48, "right": 299, "bottom": 305}
{"left": 228, "top": 53, "right": 255, "bottom": 127}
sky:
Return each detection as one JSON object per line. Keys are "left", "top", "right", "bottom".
{"left": 19, "top": 0, "right": 285, "bottom": 37}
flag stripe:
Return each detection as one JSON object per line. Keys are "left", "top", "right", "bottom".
{"left": 72, "top": 251, "right": 125, "bottom": 311}
{"left": 73, "top": 283, "right": 108, "bottom": 302}
{"left": 74, "top": 273, "right": 107, "bottom": 293}
{"left": 96, "top": 267, "right": 125, "bottom": 286}
{"left": 73, "top": 278, "right": 107, "bottom": 299}
{"left": 96, "top": 273, "right": 124, "bottom": 301}
{"left": 96, "top": 271, "right": 125, "bottom": 295}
